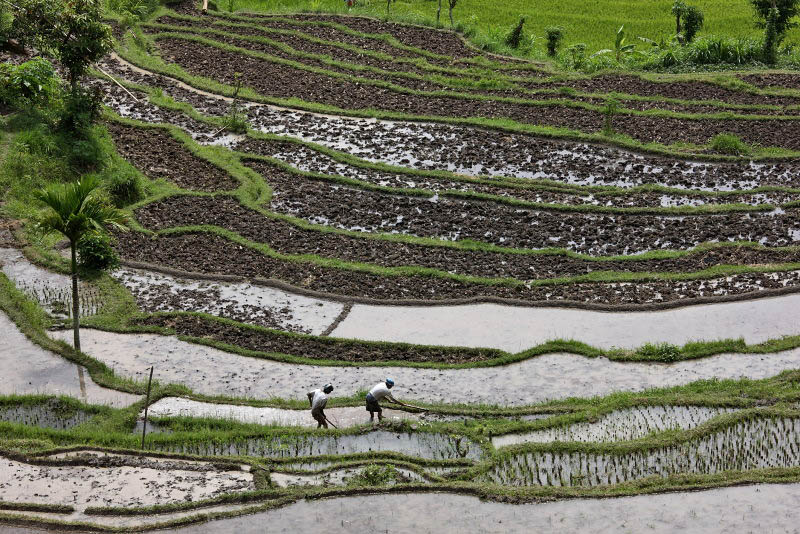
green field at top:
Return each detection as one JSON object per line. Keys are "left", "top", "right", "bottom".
{"left": 228, "top": 0, "right": 800, "bottom": 59}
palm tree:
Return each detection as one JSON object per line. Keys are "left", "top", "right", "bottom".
{"left": 34, "top": 175, "right": 127, "bottom": 351}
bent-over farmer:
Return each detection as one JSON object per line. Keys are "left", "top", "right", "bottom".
{"left": 366, "top": 378, "right": 412, "bottom": 422}
{"left": 307, "top": 383, "right": 334, "bottom": 428}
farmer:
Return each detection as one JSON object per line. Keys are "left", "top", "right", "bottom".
{"left": 307, "top": 383, "right": 334, "bottom": 428}
{"left": 366, "top": 378, "right": 413, "bottom": 422}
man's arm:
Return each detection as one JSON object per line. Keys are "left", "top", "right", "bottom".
{"left": 307, "top": 392, "right": 314, "bottom": 407}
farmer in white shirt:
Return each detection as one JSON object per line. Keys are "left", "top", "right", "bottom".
{"left": 307, "top": 383, "right": 334, "bottom": 428}
{"left": 366, "top": 378, "right": 413, "bottom": 422}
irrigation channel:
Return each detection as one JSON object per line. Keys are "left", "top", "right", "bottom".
{"left": 6, "top": 4, "right": 800, "bottom": 530}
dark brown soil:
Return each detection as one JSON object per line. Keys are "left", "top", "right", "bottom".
{"left": 152, "top": 36, "right": 800, "bottom": 150}
{"left": 236, "top": 138, "right": 800, "bottom": 205}
{"left": 151, "top": 16, "right": 800, "bottom": 116}
{"left": 244, "top": 160, "right": 800, "bottom": 255}
{"left": 114, "top": 230, "right": 800, "bottom": 305}
{"left": 134, "top": 194, "right": 800, "bottom": 280}
{"left": 740, "top": 73, "right": 800, "bottom": 90}
{"left": 137, "top": 314, "right": 501, "bottom": 363}
{"left": 107, "top": 122, "right": 239, "bottom": 191}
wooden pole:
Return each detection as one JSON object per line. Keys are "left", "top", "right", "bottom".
{"left": 141, "top": 366, "right": 154, "bottom": 450}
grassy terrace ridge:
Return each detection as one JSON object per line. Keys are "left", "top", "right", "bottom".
{"left": 145, "top": 29, "right": 800, "bottom": 124}
{"left": 148, "top": 10, "right": 800, "bottom": 115}
{"left": 114, "top": 28, "right": 800, "bottom": 160}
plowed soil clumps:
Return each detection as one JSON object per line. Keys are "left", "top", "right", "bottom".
{"left": 138, "top": 314, "right": 500, "bottom": 363}
{"left": 107, "top": 122, "right": 239, "bottom": 192}
{"left": 152, "top": 36, "right": 800, "bottom": 150}
{"left": 245, "top": 160, "right": 800, "bottom": 255}
{"left": 114, "top": 231, "right": 800, "bottom": 305}
{"left": 135, "top": 195, "right": 800, "bottom": 281}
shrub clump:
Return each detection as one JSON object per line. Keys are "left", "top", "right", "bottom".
{"left": 545, "top": 26, "right": 563, "bottom": 57}
{"left": 709, "top": 133, "right": 751, "bottom": 155}
{"left": 505, "top": 16, "right": 526, "bottom": 49}
{"left": 77, "top": 231, "right": 120, "bottom": 271}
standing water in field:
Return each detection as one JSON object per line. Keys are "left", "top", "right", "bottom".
{"left": 150, "top": 430, "right": 483, "bottom": 461}
{"left": 492, "top": 405, "right": 738, "bottom": 447}
{"left": 487, "top": 416, "right": 800, "bottom": 487}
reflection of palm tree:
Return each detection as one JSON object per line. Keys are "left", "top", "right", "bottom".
{"left": 34, "top": 175, "right": 127, "bottom": 351}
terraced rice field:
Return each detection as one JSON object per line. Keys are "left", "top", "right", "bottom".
{"left": 2, "top": 1, "right": 800, "bottom": 531}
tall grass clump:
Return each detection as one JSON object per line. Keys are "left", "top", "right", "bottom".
{"left": 709, "top": 133, "right": 751, "bottom": 155}
{"left": 545, "top": 26, "right": 563, "bottom": 57}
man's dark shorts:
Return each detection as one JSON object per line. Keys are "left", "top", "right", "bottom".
{"left": 365, "top": 393, "right": 381, "bottom": 413}
{"left": 312, "top": 409, "right": 326, "bottom": 424}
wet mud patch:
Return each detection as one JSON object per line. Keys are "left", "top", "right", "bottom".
{"left": 115, "top": 267, "right": 342, "bottom": 334}
{"left": 488, "top": 416, "right": 800, "bottom": 487}
{"left": 0, "top": 454, "right": 253, "bottom": 511}
{"left": 48, "top": 328, "right": 800, "bottom": 406}
{"left": 0, "top": 399, "right": 94, "bottom": 431}
{"left": 107, "top": 122, "right": 239, "bottom": 192}
{"left": 235, "top": 138, "right": 800, "bottom": 208}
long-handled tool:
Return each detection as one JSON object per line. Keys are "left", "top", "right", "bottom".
{"left": 324, "top": 415, "right": 338, "bottom": 429}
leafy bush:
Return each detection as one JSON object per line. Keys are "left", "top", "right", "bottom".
{"left": 566, "top": 43, "right": 587, "bottom": 69}
{"left": 591, "top": 25, "right": 635, "bottom": 63}
{"left": 0, "top": 58, "right": 61, "bottom": 111}
{"left": 750, "top": 0, "right": 799, "bottom": 37}
{"left": 105, "top": 166, "right": 145, "bottom": 207}
{"left": 77, "top": 232, "right": 119, "bottom": 271}
{"left": 709, "top": 133, "right": 751, "bottom": 155}
{"left": 58, "top": 86, "right": 103, "bottom": 137}
{"left": 0, "top": 2, "right": 13, "bottom": 47}
{"left": 545, "top": 26, "right": 563, "bottom": 57}
{"left": 505, "top": 16, "right": 525, "bottom": 49}
{"left": 108, "top": 0, "right": 159, "bottom": 32}
{"left": 682, "top": 6, "right": 704, "bottom": 43}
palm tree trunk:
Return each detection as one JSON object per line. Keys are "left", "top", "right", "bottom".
{"left": 70, "top": 240, "right": 81, "bottom": 352}
{"left": 436, "top": 0, "right": 441, "bottom": 26}
{"left": 449, "top": 6, "right": 454, "bottom": 28}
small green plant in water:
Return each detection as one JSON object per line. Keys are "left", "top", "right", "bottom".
{"left": 709, "top": 133, "right": 751, "bottom": 155}
{"left": 636, "top": 342, "right": 682, "bottom": 362}
{"left": 602, "top": 98, "right": 620, "bottom": 136}
{"left": 226, "top": 72, "right": 247, "bottom": 134}
{"left": 349, "top": 464, "right": 401, "bottom": 486}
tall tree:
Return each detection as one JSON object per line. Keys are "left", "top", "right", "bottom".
{"left": 750, "top": 0, "right": 799, "bottom": 37}
{"left": 15, "top": 0, "right": 112, "bottom": 91}
{"left": 34, "top": 176, "right": 127, "bottom": 352}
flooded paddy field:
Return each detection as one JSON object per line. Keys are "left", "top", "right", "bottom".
{"left": 48, "top": 329, "right": 800, "bottom": 406}
{"left": 492, "top": 405, "right": 739, "bottom": 447}
{"left": 5, "top": 4, "right": 800, "bottom": 531}
{"left": 488, "top": 417, "right": 800, "bottom": 487}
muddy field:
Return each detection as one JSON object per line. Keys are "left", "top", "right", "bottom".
{"left": 5, "top": 5, "right": 800, "bottom": 532}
